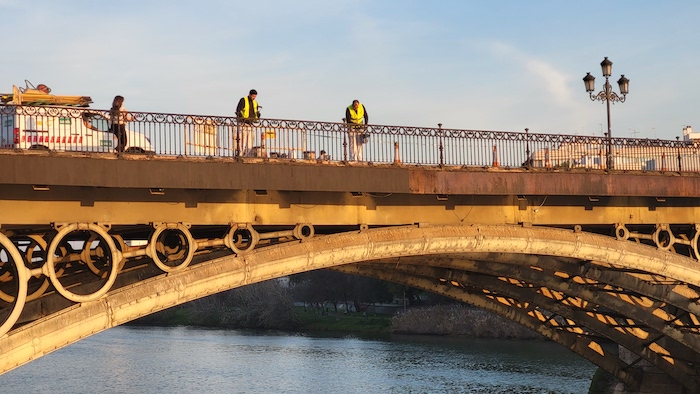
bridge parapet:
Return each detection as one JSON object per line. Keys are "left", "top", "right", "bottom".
{"left": 2, "top": 104, "right": 699, "bottom": 171}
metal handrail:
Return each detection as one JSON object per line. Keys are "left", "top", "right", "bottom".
{"left": 1, "top": 104, "right": 698, "bottom": 172}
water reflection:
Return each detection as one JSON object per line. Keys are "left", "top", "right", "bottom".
{"left": 3, "top": 326, "right": 595, "bottom": 394}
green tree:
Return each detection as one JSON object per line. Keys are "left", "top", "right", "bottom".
{"left": 291, "top": 270, "right": 393, "bottom": 314}
{"left": 133, "top": 279, "right": 301, "bottom": 329}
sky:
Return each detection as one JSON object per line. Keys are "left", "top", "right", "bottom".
{"left": 3, "top": 0, "right": 699, "bottom": 140}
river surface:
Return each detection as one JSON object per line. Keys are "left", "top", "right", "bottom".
{"left": 2, "top": 326, "right": 596, "bottom": 394}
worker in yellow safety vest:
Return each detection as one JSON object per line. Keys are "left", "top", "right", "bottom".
{"left": 344, "top": 99, "right": 369, "bottom": 161}
{"left": 235, "top": 89, "right": 260, "bottom": 157}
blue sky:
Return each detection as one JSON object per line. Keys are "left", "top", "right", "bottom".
{"left": 3, "top": 1, "right": 699, "bottom": 139}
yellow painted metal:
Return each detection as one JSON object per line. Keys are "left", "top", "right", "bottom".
{"left": 44, "top": 223, "right": 122, "bottom": 303}
{"left": 0, "top": 233, "right": 28, "bottom": 337}
{"left": 334, "top": 263, "right": 699, "bottom": 392}
{"left": 3, "top": 195, "right": 700, "bottom": 227}
{"left": 3, "top": 224, "right": 700, "bottom": 376}
{"left": 2, "top": 160, "right": 700, "bottom": 228}
{"left": 333, "top": 264, "right": 644, "bottom": 390}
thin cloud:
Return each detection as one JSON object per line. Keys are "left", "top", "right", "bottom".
{"left": 485, "top": 41, "right": 576, "bottom": 108}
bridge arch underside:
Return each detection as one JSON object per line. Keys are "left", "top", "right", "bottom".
{"left": 2, "top": 225, "right": 700, "bottom": 392}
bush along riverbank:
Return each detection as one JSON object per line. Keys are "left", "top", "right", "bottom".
{"left": 129, "top": 277, "right": 539, "bottom": 338}
{"left": 390, "top": 304, "right": 541, "bottom": 339}
{"left": 131, "top": 280, "right": 303, "bottom": 330}
{"left": 295, "top": 304, "right": 541, "bottom": 338}
{"left": 133, "top": 301, "right": 540, "bottom": 339}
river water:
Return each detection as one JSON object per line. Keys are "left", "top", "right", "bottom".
{"left": 2, "top": 326, "right": 596, "bottom": 393}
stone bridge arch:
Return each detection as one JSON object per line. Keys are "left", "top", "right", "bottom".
{"left": 1, "top": 224, "right": 699, "bottom": 391}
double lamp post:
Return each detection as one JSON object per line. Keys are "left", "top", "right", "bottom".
{"left": 583, "top": 57, "right": 629, "bottom": 170}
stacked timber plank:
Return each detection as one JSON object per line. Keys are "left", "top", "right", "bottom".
{"left": 0, "top": 85, "right": 92, "bottom": 107}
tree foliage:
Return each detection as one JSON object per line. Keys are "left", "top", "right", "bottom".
{"left": 133, "top": 279, "right": 301, "bottom": 329}
{"left": 290, "top": 270, "right": 394, "bottom": 313}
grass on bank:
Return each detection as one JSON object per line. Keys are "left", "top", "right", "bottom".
{"left": 295, "top": 307, "right": 392, "bottom": 333}
{"left": 132, "top": 303, "right": 540, "bottom": 339}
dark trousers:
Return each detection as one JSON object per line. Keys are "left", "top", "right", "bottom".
{"left": 111, "top": 124, "right": 127, "bottom": 152}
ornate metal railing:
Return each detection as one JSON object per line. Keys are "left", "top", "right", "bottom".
{"left": 2, "top": 104, "right": 698, "bottom": 171}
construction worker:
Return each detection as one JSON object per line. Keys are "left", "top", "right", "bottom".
{"left": 345, "top": 99, "right": 369, "bottom": 161}
{"left": 236, "top": 89, "right": 260, "bottom": 157}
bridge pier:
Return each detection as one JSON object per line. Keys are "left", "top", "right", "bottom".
{"left": 595, "top": 342, "right": 700, "bottom": 394}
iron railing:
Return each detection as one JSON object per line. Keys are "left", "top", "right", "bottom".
{"left": 2, "top": 104, "right": 699, "bottom": 172}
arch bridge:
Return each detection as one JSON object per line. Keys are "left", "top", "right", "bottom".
{"left": 1, "top": 108, "right": 700, "bottom": 392}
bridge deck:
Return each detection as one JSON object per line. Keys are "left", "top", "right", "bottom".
{"left": 2, "top": 150, "right": 699, "bottom": 196}
{"left": 1, "top": 150, "right": 699, "bottom": 229}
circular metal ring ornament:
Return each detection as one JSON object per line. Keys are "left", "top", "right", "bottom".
{"left": 653, "top": 225, "right": 675, "bottom": 251}
{"left": 12, "top": 234, "right": 52, "bottom": 302}
{"left": 225, "top": 225, "right": 259, "bottom": 255}
{"left": 615, "top": 224, "right": 629, "bottom": 241}
{"left": 82, "top": 232, "right": 125, "bottom": 276}
{"left": 0, "top": 232, "right": 29, "bottom": 337}
{"left": 692, "top": 226, "right": 700, "bottom": 260}
{"left": 111, "top": 234, "right": 129, "bottom": 271}
{"left": 293, "top": 223, "right": 315, "bottom": 240}
{"left": 147, "top": 223, "right": 196, "bottom": 273}
{"left": 46, "top": 223, "right": 121, "bottom": 303}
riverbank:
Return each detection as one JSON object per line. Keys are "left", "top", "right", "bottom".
{"left": 298, "top": 304, "right": 541, "bottom": 339}
{"left": 295, "top": 308, "right": 392, "bottom": 333}
{"left": 391, "top": 304, "right": 541, "bottom": 339}
{"left": 134, "top": 303, "right": 541, "bottom": 339}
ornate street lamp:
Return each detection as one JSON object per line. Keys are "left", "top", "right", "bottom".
{"left": 583, "top": 57, "right": 629, "bottom": 170}
{"left": 524, "top": 128, "right": 531, "bottom": 167}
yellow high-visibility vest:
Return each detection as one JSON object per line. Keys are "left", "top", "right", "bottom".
{"left": 347, "top": 104, "right": 365, "bottom": 124}
{"left": 241, "top": 97, "right": 259, "bottom": 119}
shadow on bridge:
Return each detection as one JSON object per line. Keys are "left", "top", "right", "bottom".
{"left": 1, "top": 224, "right": 699, "bottom": 392}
